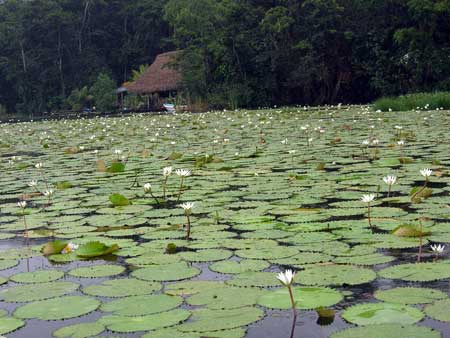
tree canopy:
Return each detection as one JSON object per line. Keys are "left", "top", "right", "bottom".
{"left": 1, "top": 0, "right": 449, "bottom": 114}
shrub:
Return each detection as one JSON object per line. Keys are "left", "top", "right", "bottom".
{"left": 373, "top": 92, "right": 450, "bottom": 112}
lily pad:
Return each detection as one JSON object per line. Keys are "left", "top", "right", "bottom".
{"left": 132, "top": 262, "right": 201, "bottom": 282}
{"left": 68, "top": 264, "right": 125, "bottom": 278}
{"left": 0, "top": 316, "right": 25, "bottom": 335}
{"left": 374, "top": 287, "right": 447, "bottom": 304}
{"left": 178, "top": 307, "right": 264, "bottom": 332}
{"left": 0, "top": 259, "right": 19, "bottom": 270}
{"left": 53, "top": 322, "right": 105, "bottom": 338}
{"left": 296, "top": 264, "right": 377, "bottom": 286}
{"left": 99, "top": 308, "right": 191, "bottom": 332}
{"left": 424, "top": 299, "right": 450, "bottom": 322}
{"left": 101, "top": 294, "right": 183, "bottom": 316}
{"left": 14, "top": 295, "right": 101, "bottom": 320}
{"left": 76, "top": 241, "right": 119, "bottom": 258}
{"left": 342, "top": 302, "right": 424, "bottom": 325}
{"left": 0, "top": 281, "right": 79, "bottom": 302}
{"left": 209, "top": 259, "right": 270, "bottom": 274}
{"left": 330, "top": 324, "right": 441, "bottom": 338}
{"left": 378, "top": 262, "right": 450, "bottom": 282}
{"left": 257, "top": 287, "right": 343, "bottom": 310}
{"left": 187, "top": 287, "right": 265, "bottom": 309}
{"left": 9, "top": 270, "right": 64, "bottom": 283}
{"left": 82, "top": 278, "right": 161, "bottom": 298}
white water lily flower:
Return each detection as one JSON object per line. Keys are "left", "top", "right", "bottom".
{"left": 61, "top": 242, "right": 79, "bottom": 254}
{"left": 180, "top": 202, "right": 194, "bottom": 215}
{"left": 28, "top": 180, "right": 38, "bottom": 187}
{"left": 397, "top": 140, "right": 405, "bottom": 146}
{"left": 430, "top": 244, "right": 445, "bottom": 254}
{"left": 43, "top": 189, "right": 54, "bottom": 197}
{"left": 35, "top": 162, "right": 43, "bottom": 169}
{"left": 276, "top": 269, "right": 295, "bottom": 286}
{"left": 114, "top": 149, "right": 122, "bottom": 155}
{"left": 163, "top": 166, "right": 173, "bottom": 177}
{"left": 17, "top": 201, "right": 27, "bottom": 209}
{"left": 180, "top": 202, "right": 194, "bottom": 210}
{"left": 361, "top": 194, "right": 375, "bottom": 203}
{"left": 362, "top": 140, "right": 370, "bottom": 146}
{"left": 175, "top": 169, "right": 191, "bottom": 177}
{"left": 383, "top": 175, "right": 397, "bottom": 185}
{"left": 143, "top": 183, "right": 152, "bottom": 192}
{"left": 420, "top": 168, "right": 432, "bottom": 177}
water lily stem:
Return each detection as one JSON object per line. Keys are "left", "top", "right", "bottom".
{"left": 22, "top": 208, "right": 28, "bottom": 238}
{"left": 412, "top": 179, "right": 428, "bottom": 202}
{"left": 417, "top": 219, "right": 423, "bottom": 262}
{"left": 287, "top": 284, "right": 297, "bottom": 319}
{"left": 163, "top": 177, "right": 168, "bottom": 200}
{"left": 367, "top": 203, "right": 373, "bottom": 231}
{"left": 176, "top": 177, "right": 184, "bottom": 202}
{"left": 185, "top": 213, "right": 191, "bottom": 240}
{"left": 149, "top": 191, "right": 159, "bottom": 205}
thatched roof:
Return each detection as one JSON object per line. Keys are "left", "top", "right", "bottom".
{"left": 127, "top": 51, "right": 181, "bottom": 94}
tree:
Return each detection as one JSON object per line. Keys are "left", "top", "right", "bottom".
{"left": 90, "top": 73, "right": 116, "bottom": 111}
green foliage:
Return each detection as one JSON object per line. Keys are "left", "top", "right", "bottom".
{"left": 76, "top": 241, "right": 120, "bottom": 258}
{"left": 108, "top": 162, "right": 126, "bottom": 173}
{"left": 90, "top": 73, "right": 116, "bottom": 112}
{"left": 65, "top": 86, "right": 92, "bottom": 111}
{"left": 374, "top": 92, "right": 450, "bottom": 111}
{"left": 109, "top": 193, "right": 131, "bottom": 207}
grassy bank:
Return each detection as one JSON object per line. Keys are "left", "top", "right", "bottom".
{"left": 373, "top": 92, "right": 450, "bottom": 112}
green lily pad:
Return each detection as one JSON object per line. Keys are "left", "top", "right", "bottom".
{"left": 101, "top": 294, "right": 183, "bottom": 316}
{"left": 165, "top": 281, "right": 227, "bottom": 296}
{"left": 109, "top": 193, "right": 130, "bottom": 206}
{"left": 82, "top": 278, "right": 161, "bottom": 297}
{"left": 187, "top": 287, "right": 265, "bottom": 309}
{"left": 330, "top": 324, "right": 441, "bottom": 338}
{"left": 141, "top": 327, "right": 246, "bottom": 338}
{"left": 178, "top": 307, "right": 264, "bottom": 332}
{"left": 178, "top": 249, "right": 232, "bottom": 262}
{"left": 68, "top": 264, "right": 125, "bottom": 278}
{"left": 99, "top": 309, "right": 191, "bottom": 333}
{"left": 209, "top": 259, "right": 270, "bottom": 274}
{"left": 257, "top": 287, "right": 343, "bottom": 310}
{"left": 226, "top": 272, "right": 284, "bottom": 288}
{"left": 378, "top": 262, "right": 450, "bottom": 282}
{"left": 333, "top": 253, "right": 396, "bottom": 266}
{"left": 0, "top": 259, "right": 19, "bottom": 270}
{"left": 0, "top": 281, "right": 79, "bottom": 302}
{"left": 53, "top": 322, "right": 105, "bottom": 338}
{"left": 76, "top": 241, "right": 119, "bottom": 258}
{"left": 424, "top": 299, "right": 450, "bottom": 322}
{"left": 342, "top": 302, "right": 424, "bottom": 325}
{"left": 9, "top": 270, "right": 64, "bottom": 283}
{"left": 132, "top": 262, "right": 201, "bottom": 282}
{"left": 14, "top": 295, "right": 100, "bottom": 320}
{"left": 41, "top": 240, "right": 68, "bottom": 255}
{"left": 0, "top": 316, "right": 25, "bottom": 335}
{"left": 296, "top": 264, "right": 376, "bottom": 286}
{"left": 235, "top": 246, "right": 298, "bottom": 259}
{"left": 374, "top": 287, "right": 447, "bottom": 304}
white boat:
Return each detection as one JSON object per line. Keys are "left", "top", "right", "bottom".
{"left": 163, "top": 103, "right": 176, "bottom": 113}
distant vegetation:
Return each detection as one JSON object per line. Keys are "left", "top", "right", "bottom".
{"left": 1, "top": 0, "right": 450, "bottom": 115}
{"left": 374, "top": 92, "right": 450, "bottom": 112}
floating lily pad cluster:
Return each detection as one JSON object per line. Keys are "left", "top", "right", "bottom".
{"left": 0, "top": 106, "right": 448, "bottom": 337}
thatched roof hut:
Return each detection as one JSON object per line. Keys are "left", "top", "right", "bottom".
{"left": 127, "top": 51, "right": 182, "bottom": 95}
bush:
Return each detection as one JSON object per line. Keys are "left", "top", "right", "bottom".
{"left": 90, "top": 73, "right": 117, "bottom": 112}
{"left": 373, "top": 92, "right": 450, "bottom": 112}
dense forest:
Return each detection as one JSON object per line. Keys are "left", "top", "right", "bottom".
{"left": 1, "top": 0, "right": 450, "bottom": 114}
